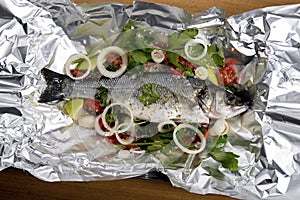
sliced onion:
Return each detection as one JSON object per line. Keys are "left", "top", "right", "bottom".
{"left": 65, "top": 54, "right": 91, "bottom": 80}
{"left": 115, "top": 123, "right": 135, "bottom": 145}
{"left": 101, "top": 103, "right": 133, "bottom": 133}
{"left": 184, "top": 39, "right": 208, "bottom": 61}
{"left": 173, "top": 124, "right": 206, "bottom": 155}
{"left": 129, "top": 148, "right": 146, "bottom": 154}
{"left": 210, "top": 118, "right": 229, "bottom": 136}
{"left": 158, "top": 120, "right": 176, "bottom": 133}
{"left": 117, "top": 150, "right": 131, "bottom": 158}
{"left": 94, "top": 114, "right": 115, "bottom": 136}
{"left": 195, "top": 66, "right": 208, "bottom": 80}
{"left": 151, "top": 49, "right": 165, "bottom": 63}
{"left": 97, "top": 46, "right": 128, "bottom": 78}
{"left": 78, "top": 115, "right": 95, "bottom": 129}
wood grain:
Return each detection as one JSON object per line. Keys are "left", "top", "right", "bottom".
{"left": 72, "top": 0, "right": 299, "bottom": 16}
{"left": 1, "top": 0, "right": 299, "bottom": 200}
{"left": 0, "top": 168, "right": 235, "bottom": 200}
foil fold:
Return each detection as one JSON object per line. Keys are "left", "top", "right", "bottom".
{"left": 0, "top": 0, "right": 299, "bottom": 199}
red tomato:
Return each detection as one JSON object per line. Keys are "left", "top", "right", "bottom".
{"left": 83, "top": 99, "right": 102, "bottom": 115}
{"left": 105, "top": 133, "right": 138, "bottom": 149}
{"left": 70, "top": 70, "right": 84, "bottom": 77}
{"left": 225, "top": 58, "right": 241, "bottom": 66}
{"left": 106, "top": 52, "right": 122, "bottom": 69}
{"left": 203, "top": 128, "right": 209, "bottom": 139}
{"left": 170, "top": 67, "right": 184, "bottom": 76}
{"left": 183, "top": 133, "right": 200, "bottom": 144}
{"left": 98, "top": 118, "right": 105, "bottom": 130}
{"left": 144, "top": 62, "right": 157, "bottom": 67}
{"left": 105, "top": 135, "right": 119, "bottom": 145}
{"left": 178, "top": 56, "right": 196, "bottom": 70}
{"left": 219, "top": 65, "right": 238, "bottom": 85}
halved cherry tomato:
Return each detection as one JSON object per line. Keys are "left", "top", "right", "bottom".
{"left": 83, "top": 99, "right": 102, "bottom": 115}
{"left": 105, "top": 133, "right": 138, "bottom": 149}
{"left": 219, "top": 65, "right": 238, "bottom": 85}
{"left": 203, "top": 128, "right": 209, "bottom": 139}
{"left": 178, "top": 56, "right": 196, "bottom": 70}
{"left": 225, "top": 58, "right": 241, "bottom": 66}
{"left": 105, "top": 134, "right": 119, "bottom": 145}
{"left": 183, "top": 133, "right": 200, "bottom": 144}
{"left": 106, "top": 52, "right": 122, "bottom": 69}
{"left": 144, "top": 62, "right": 157, "bottom": 68}
{"left": 170, "top": 67, "right": 184, "bottom": 76}
{"left": 70, "top": 69, "right": 84, "bottom": 77}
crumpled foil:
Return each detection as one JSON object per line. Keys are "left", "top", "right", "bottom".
{"left": 0, "top": 0, "right": 299, "bottom": 199}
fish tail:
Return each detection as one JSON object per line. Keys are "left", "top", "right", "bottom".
{"left": 38, "top": 68, "right": 67, "bottom": 103}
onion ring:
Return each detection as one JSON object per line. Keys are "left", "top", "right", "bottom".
{"left": 173, "top": 124, "right": 206, "bottom": 155}
{"left": 157, "top": 120, "right": 176, "bottom": 133}
{"left": 65, "top": 54, "right": 91, "bottom": 80}
{"left": 115, "top": 123, "right": 135, "bottom": 145}
{"left": 195, "top": 66, "right": 208, "bottom": 80}
{"left": 101, "top": 103, "right": 133, "bottom": 133}
{"left": 97, "top": 46, "right": 128, "bottom": 78}
{"left": 151, "top": 49, "right": 165, "bottom": 63}
{"left": 184, "top": 39, "right": 208, "bottom": 61}
{"left": 94, "top": 114, "right": 115, "bottom": 137}
{"left": 210, "top": 118, "right": 229, "bottom": 136}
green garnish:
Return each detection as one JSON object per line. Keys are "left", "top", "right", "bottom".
{"left": 168, "top": 52, "right": 194, "bottom": 77}
{"left": 181, "top": 28, "right": 198, "bottom": 38}
{"left": 127, "top": 49, "right": 152, "bottom": 70}
{"left": 104, "top": 62, "right": 118, "bottom": 72}
{"left": 71, "top": 58, "right": 85, "bottom": 65}
{"left": 168, "top": 28, "right": 198, "bottom": 49}
{"left": 137, "top": 83, "right": 160, "bottom": 106}
{"left": 208, "top": 135, "right": 239, "bottom": 171}
{"left": 207, "top": 45, "right": 225, "bottom": 67}
{"left": 105, "top": 113, "right": 116, "bottom": 125}
{"left": 95, "top": 86, "right": 108, "bottom": 106}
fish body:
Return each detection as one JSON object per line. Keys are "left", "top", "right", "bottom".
{"left": 39, "top": 66, "right": 210, "bottom": 124}
{"left": 39, "top": 64, "right": 253, "bottom": 123}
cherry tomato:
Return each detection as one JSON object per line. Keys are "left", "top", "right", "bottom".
{"left": 170, "top": 67, "right": 184, "bottom": 76}
{"left": 83, "top": 99, "right": 102, "bottom": 115}
{"left": 203, "top": 128, "right": 209, "bottom": 139}
{"left": 105, "top": 134, "right": 119, "bottom": 145}
{"left": 106, "top": 52, "right": 122, "bottom": 69}
{"left": 144, "top": 62, "right": 157, "bottom": 68}
{"left": 219, "top": 65, "right": 238, "bottom": 85}
{"left": 178, "top": 56, "right": 196, "bottom": 70}
{"left": 225, "top": 58, "right": 241, "bottom": 66}
{"left": 98, "top": 118, "right": 105, "bottom": 130}
{"left": 105, "top": 133, "right": 138, "bottom": 149}
{"left": 70, "top": 70, "right": 84, "bottom": 77}
{"left": 183, "top": 133, "right": 200, "bottom": 144}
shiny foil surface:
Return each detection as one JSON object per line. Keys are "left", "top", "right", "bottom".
{"left": 0, "top": 0, "right": 299, "bottom": 199}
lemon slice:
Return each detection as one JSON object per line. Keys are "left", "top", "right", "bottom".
{"left": 76, "top": 54, "right": 98, "bottom": 71}
{"left": 64, "top": 99, "right": 84, "bottom": 120}
{"left": 207, "top": 66, "right": 219, "bottom": 86}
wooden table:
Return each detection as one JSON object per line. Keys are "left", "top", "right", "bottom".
{"left": 1, "top": 0, "right": 299, "bottom": 199}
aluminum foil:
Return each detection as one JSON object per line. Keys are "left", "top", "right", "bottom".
{"left": 0, "top": 0, "right": 299, "bottom": 199}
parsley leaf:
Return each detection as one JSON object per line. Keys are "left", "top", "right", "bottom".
{"left": 207, "top": 45, "right": 225, "bottom": 67}
{"left": 95, "top": 86, "right": 108, "bottom": 106}
{"left": 138, "top": 83, "right": 160, "bottom": 106}
{"left": 131, "top": 50, "right": 151, "bottom": 64}
{"left": 168, "top": 52, "right": 194, "bottom": 77}
{"left": 208, "top": 135, "right": 239, "bottom": 171}
{"left": 181, "top": 28, "right": 198, "bottom": 38}
{"left": 127, "top": 49, "right": 152, "bottom": 70}
{"left": 168, "top": 29, "right": 196, "bottom": 50}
